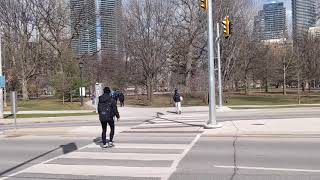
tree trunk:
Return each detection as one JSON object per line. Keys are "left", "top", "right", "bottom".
{"left": 185, "top": 50, "right": 193, "bottom": 96}
{"left": 146, "top": 78, "right": 153, "bottom": 103}
{"left": 235, "top": 80, "right": 239, "bottom": 92}
{"left": 22, "top": 78, "right": 29, "bottom": 100}
{"left": 4, "top": 88, "right": 7, "bottom": 108}
{"left": 244, "top": 72, "right": 249, "bottom": 95}
{"left": 297, "top": 71, "right": 301, "bottom": 104}
{"left": 264, "top": 78, "right": 269, "bottom": 93}
{"left": 70, "top": 92, "right": 73, "bottom": 103}
{"left": 283, "top": 65, "right": 287, "bottom": 96}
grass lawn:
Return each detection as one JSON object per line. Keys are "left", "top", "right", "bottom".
{"left": 126, "top": 93, "right": 320, "bottom": 107}
{"left": 4, "top": 97, "right": 94, "bottom": 111}
{"left": 226, "top": 95, "right": 320, "bottom": 106}
{"left": 4, "top": 112, "right": 96, "bottom": 119}
{"left": 4, "top": 92, "right": 320, "bottom": 112}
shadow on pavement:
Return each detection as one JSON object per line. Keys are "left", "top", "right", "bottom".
{"left": 0, "top": 143, "right": 78, "bottom": 177}
{"left": 93, "top": 137, "right": 111, "bottom": 148}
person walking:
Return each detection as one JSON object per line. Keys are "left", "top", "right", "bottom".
{"left": 173, "top": 89, "right": 182, "bottom": 114}
{"left": 91, "top": 94, "right": 96, "bottom": 105}
{"left": 98, "top": 87, "right": 120, "bottom": 148}
{"left": 111, "top": 90, "right": 119, "bottom": 104}
{"left": 118, "top": 91, "right": 125, "bottom": 107}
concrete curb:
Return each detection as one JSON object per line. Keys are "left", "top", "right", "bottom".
{"left": 4, "top": 110, "right": 95, "bottom": 115}
{"left": 229, "top": 104, "right": 320, "bottom": 109}
{"left": 202, "top": 133, "right": 320, "bottom": 138}
{"left": 0, "top": 116, "right": 98, "bottom": 125}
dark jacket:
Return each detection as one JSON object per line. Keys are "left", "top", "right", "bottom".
{"left": 118, "top": 93, "right": 124, "bottom": 102}
{"left": 98, "top": 93, "right": 120, "bottom": 121}
{"left": 173, "top": 92, "right": 181, "bottom": 102}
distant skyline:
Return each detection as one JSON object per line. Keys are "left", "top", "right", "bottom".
{"left": 252, "top": 0, "right": 292, "bottom": 37}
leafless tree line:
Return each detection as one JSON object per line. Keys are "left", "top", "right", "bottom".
{"left": 123, "top": 0, "right": 320, "bottom": 103}
{"left": 0, "top": 0, "right": 319, "bottom": 103}
{"left": 0, "top": 0, "right": 100, "bottom": 102}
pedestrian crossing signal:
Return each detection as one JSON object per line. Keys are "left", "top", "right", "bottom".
{"left": 200, "top": 0, "right": 208, "bottom": 11}
{"left": 222, "top": 16, "right": 232, "bottom": 39}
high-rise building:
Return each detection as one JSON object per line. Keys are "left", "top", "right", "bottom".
{"left": 292, "top": 0, "right": 316, "bottom": 41}
{"left": 70, "top": 0, "right": 97, "bottom": 56}
{"left": 309, "top": 26, "right": 320, "bottom": 38}
{"left": 253, "top": 10, "right": 265, "bottom": 41}
{"left": 99, "top": 0, "right": 122, "bottom": 58}
{"left": 263, "top": 2, "right": 287, "bottom": 40}
{"left": 316, "top": 0, "right": 320, "bottom": 25}
{"left": 253, "top": 2, "right": 287, "bottom": 41}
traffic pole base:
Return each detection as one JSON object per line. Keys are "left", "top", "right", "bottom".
{"left": 204, "top": 123, "right": 223, "bottom": 129}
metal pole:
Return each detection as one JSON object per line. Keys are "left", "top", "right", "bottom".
{"left": 80, "top": 68, "right": 83, "bottom": 106}
{"left": 216, "top": 22, "right": 223, "bottom": 108}
{"left": 207, "top": 0, "right": 217, "bottom": 127}
{"left": 0, "top": 35, "right": 3, "bottom": 119}
{"left": 11, "top": 91, "right": 17, "bottom": 129}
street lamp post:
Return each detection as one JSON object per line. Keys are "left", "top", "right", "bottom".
{"left": 79, "top": 61, "right": 84, "bottom": 107}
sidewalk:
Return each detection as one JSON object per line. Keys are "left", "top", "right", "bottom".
{"left": 204, "top": 117, "right": 320, "bottom": 137}
{"left": 0, "top": 106, "right": 160, "bottom": 125}
{"left": 156, "top": 109, "right": 320, "bottom": 137}
{"left": 3, "top": 110, "right": 94, "bottom": 115}
{"left": 229, "top": 103, "right": 320, "bottom": 109}
{"left": 0, "top": 115, "right": 98, "bottom": 125}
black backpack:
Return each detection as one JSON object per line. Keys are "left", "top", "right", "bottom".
{"left": 98, "top": 101, "right": 113, "bottom": 122}
{"left": 174, "top": 93, "right": 181, "bottom": 102}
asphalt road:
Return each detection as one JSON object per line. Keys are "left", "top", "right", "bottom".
{"left": 170, "top": 136, "right": 320, "bottom": 180}
{"left": 0, "top": 113, "right": 155, "bottom": 179}
{"left": 2, "top": 107, "right": 320, "bottom": 131}
{"left": 0, "top": 136, "right": 92, "bottom": 178}
{"left": 1, "top": 107, "right": 320, "bottom": 179}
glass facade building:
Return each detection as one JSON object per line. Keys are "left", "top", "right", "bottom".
{"left": 292, "top": 0, "right": 316, "bottom": 41}
{"left": 99, "top": 0, "right": 122, "bottom": 57}
{"left": 253, "top": 2, "right": 287, "bottom": 41}
{"left": 70, "top": 0, "right": 97, "bottom": 56}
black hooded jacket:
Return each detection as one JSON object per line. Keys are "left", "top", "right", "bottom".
{"left": 98, "top": 93, "right": 120, "bottom": 121}
{"left": 173, "top": 91, "right": 181, "bottom": 103}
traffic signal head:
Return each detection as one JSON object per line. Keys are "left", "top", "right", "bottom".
{"left": 222, "top": 16, "right": 232, "bottom": 39}
{"left": 200, "top": 0, "right": 208, "bottom": 11}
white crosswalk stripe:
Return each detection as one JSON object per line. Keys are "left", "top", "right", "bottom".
{"left": 21, "top": 164, "right": 173, "bottom": 178}
{"left": 4, "top": 115, "right": 203, "bottom": 180}
{"left": 86, "top": 143, "right": 188, "bottom": 149}
{"left": 62, "top": 152, "right": 180, "bottom": 161}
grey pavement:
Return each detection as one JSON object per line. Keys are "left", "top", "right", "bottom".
{"left": 170, "top": 136, "right": 320, "bottom": 180}
{"left": 0, "top": 136, "right": 92, "bottom": 178}
{"left": 1, "top": 106, "right": 320, "bottom": 179}
{"left": 3, "top": 110, "right": 95, "bottom": 115}
{"left": 1, "top": 119, "right": 203, "bottom": 180}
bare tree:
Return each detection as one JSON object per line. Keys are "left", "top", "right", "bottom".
{"left": 124, "top": 0, "right": 174, "bottom": 102}
{"left": 0, "top": 0, "right": 48, "bottom": 100}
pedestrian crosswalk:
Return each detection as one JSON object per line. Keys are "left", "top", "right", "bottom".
{"left": 3, "top": 114, "right": 204, "bottom": 180}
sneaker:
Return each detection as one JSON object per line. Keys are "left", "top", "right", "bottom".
{"left": 102, "top": 144, "right": 108, "bottom": 148}
{"left": 108, "top": 141, "right": 114, "bottom": 147}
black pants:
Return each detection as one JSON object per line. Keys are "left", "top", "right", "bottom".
{"left": 100, "top": 120, "right": 115, "bottom": 145}
{"left": 120, "top": 101, "right": 124, "bottom": 107}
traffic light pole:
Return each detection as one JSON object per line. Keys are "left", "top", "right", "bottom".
{"left": 205, "top": 0, "right": 222, "bottom": 129}
{"left": 0, "top": 35, "right": 3, "bottom": 119}
{"left": 216, "top": 22, "right": 223, "bottom": 108}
